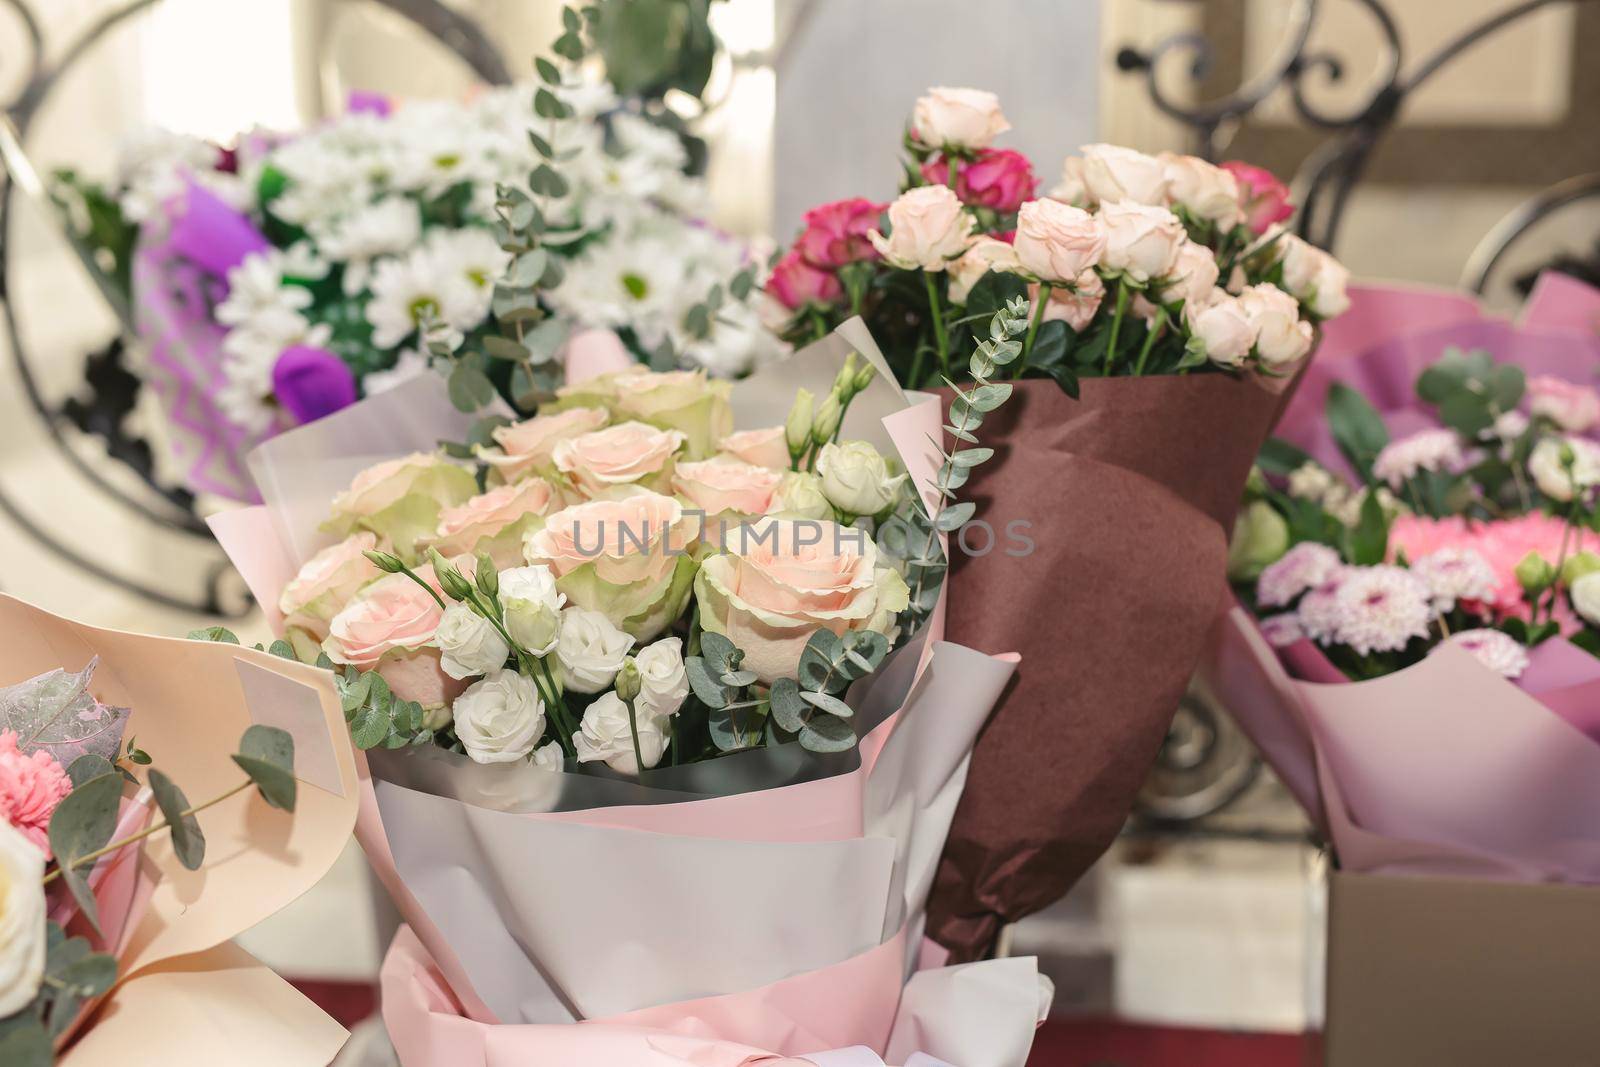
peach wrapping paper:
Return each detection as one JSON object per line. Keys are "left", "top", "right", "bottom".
{"left": 0, "top": 594, "right": 358, "bottom": 1066}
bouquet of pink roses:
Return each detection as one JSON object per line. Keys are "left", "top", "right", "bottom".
{"left": 1208, "top": 273, "right": 1600, "bottom": 878}
{"left": 207, "top": 309, "right": 1051, "bottom": 1066}
{"left": 766, "top": 85, "right": 1351, "bottom": 960}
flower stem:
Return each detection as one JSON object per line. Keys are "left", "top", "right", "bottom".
{"left": 1103, "top": 280, "right": 1129, "bottom": 376}
{"left": 397, "top": 562, "right": 447, "bottom": 611}
{"left": 1018, "top": 283, "right": 1052, "bottom": 377}
{"left": 1132, "top": 308, "right": 1168, "bottom": 377}
{"left": 623, "top": 696, "right": 647, "bottom": 776}
{"left": 922, "top": 271, "right": 949, "bottom": 384}
{"left": 42, "top": 779, "right": 253, "bottom": 885}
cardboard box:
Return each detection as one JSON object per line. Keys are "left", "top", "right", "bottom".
{"left": 1325, "top": 870, "right": 1600, "bottom": 1066}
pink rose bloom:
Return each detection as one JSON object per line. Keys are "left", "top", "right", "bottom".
{"left": 1222, "top": 161, "right": 1294, "bottom": 234}
{"left": 868, "top": 185, "right": 975, "bottom": 272}
{"left": 718, "top": 426, "right": 790, "bottom": 469}
{"left": 560, "top": 328, "right": 636, "bottom": 387}
{"left": 1030, "top": 271, "right": 1104, "bottom": 332}
{"left": 433, "top": 478, "right": 555, "bottom": 566}
{"left": 553, "top": 420, "right": 686, "bottom": 498}
{"left": 1527, "top": 375, "right": 1600, "bottom": 433}
{"left": 0, "top": 731, "right": 72, "bottom": 856}
{"left": 797, "top": 198, "right": 884, "bottom": 269}
{"left": 767, "top": 249, "right": 843, "bottom": 310}
{"left": 1389, "top": 513, "right": 1598, "bottom": 621}
{"left": 482, "top": 407, "right": 610, "bottom": 483}
{"left": 279, "top": 532, "right": 383, "bottom": 641}
{"left": 323, "top": 567, "right": 463, "bottom": 706}
{"left": 920, "top": 149, "right": 1038, "bottom": 215}
{"left": 673, "top": 457, "right": 784, "bottom": 517}
{"left": 1012, "top": 198, "right": 1106, "bottom": 285}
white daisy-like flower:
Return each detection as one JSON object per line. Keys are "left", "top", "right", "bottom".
{"left": 1258, "top": 614, "right": 1304, "bottom": 649}
{"left": 365, "top": 249, "right": 483, "bottom": 349}
{"left": 1372, "top": 428, "right": 1467, "bottom": 489}
{"left": 216, "top": 252, "right": 311, "bottom": 328}
{"left": 1409, "top": 547, "right": 1498, "bottom": 613}
{"left": 1434, "top": 628, "right": 1529, "bottom": 680}
{"left": 426, "top": 227, "right": 512, "bottom": 293}
{"left": 311, "top": 197, "right": 421, "bottom": 294}
{"left": 217, "top": 319, "right": 332, "bottom": 433}
{"left": 674, "top": 299, "right": 785, "bottom": 378}
{"left": 1325, "top": 565, "right": 1434, "bottom": 656}
{"left": 546, "top": 234, "right": 686, "bottom": 346}
{"left": 1257, "top": 541, "right": 1341, "bottom": 608}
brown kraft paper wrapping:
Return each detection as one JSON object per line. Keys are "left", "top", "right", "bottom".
{"left": 925, "top": 372, "right": 1290, "bottom": 960}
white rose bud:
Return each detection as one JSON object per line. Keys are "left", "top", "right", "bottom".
{"left": 634, "top": 637, "right": 689, "bottom": 720}
{"left": 499, "top": 564, "right": 564, "bottom": 654}
{"left": 1079, "top": 143, "right": 1169, "bottom": 205}
{"left": 532, "top": 740, "right": 565, "bottom": 770}
{"left": 572, "top": 691, "right": 668, "bottom": 775}
{"left": 452, "top": 669, "right": 546, "bottom": 764}
{"left": 911, "top": 86, "right": 1010, "bottom": 150}
{"left": 1099, "top": 200, "right": 1187, "bottom": 283}
{"left": 1237, "top": 283, "right": 1314, "bottom": 366}
{"left": 816, "top": 440, "right": 908, "bottom": 518}
{"left": 1184, "top": 289, "right": 1259, "bottom": 368}
{"left": 1161, "top": 153, "right": 1242, "bottom": 229}
{"left": 0, "top": 822, "right": 46, "bottom": 1016}
{"left": 868, "top": 185, "right": 975, "bottom": 272}
{"left": 555, "top": 607, "right": 634, "bottom": 694}
{"left": 435, "top": 602, "right": 511, "bottom": 680}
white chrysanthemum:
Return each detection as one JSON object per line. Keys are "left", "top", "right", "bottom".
{"left": 1409, "top": 547, "right": 1498, "bottom": 613}
{"left": 1434, "top": 628, "right": 1529, "bottom": 680}
{"left": 547, "top": 234, "right": 687, "bottom": 347}
{"left": 114, "top": 126, "right": 225, "bottom": 222}
{"left": 365, "top": 249, "right": 484, "bottom": 349}
{"left": 426, "top": 227, "right": 512, "bottom": 294}
{"left": 1372, "top": 428, "right": 1466, "bottom": 489}
{"left": 675, "top": 298, "right": 785, "bottom": 377}
{"left": 1257, "top": 541, "right": 1341, "bottom": 608}
{"left": 216, "top": 252, "right": 312, "bottom": 328}
{"left": 1325, "top": 565, "right": 1434, "bottom": 656}
{"left": 1258, "top": 614, "right": 1304, "bottom": 649}
{"left": 311, "top": 197, "right": 422, "bottom": 294}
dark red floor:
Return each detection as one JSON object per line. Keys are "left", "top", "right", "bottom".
{"left": 289, "top": 981, "right": 1315, "bottom": 1066}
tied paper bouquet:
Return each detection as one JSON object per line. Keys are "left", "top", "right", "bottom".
{"left": 768, "top": 86, "right": 1350, "bottom": 959}
{"left": 58, "top": 11, "right": 775, "bottom": 501}
{"left": 0, "top": 597, "right": 358, "bottom": 1067}
{"left": 208, "top": 310, "right": 1053, "bottom": 1067}
{"left": 1205, "top": 273, "right": 1600, "bottom": 888}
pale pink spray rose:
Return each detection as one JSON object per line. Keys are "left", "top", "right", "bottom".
{"left": 1165, "top": 239, "right": 1222, "bottom": 306}
{"left": 796, "top": 197, "right": 884, "bottom": 269}
{"left": 1277, "top": 235, "right": 1351, "bottom": 319}
{"left": 869, "top": 185, "right": 975, "bottom": 272}
{"left": 919, "top": 149, "right": 1037, "bottom": 214}
{"left": 323, "top": 567, "right": 464, "bottom": 707}
{"left": 1099, "top": 200, "right": 1187, "bottom": 283}
{"left": 1526, "top": 375, "right": 1600, "bottom": 433}
{"left": 560, "top": 328, "right": 636, "bottom": 387}
{"left": 1237, "top": 282, "right": 1314, "bottom": 367}
{"left": 948, "top": 236, "right": 1023, "bottom": 305}
{"left": 768, "top": 248, "right": 843, "bottom": 310}
{"left": 1161, "top": 152, "right": 1242, "bottom": 230}
{"left": 1222, "top": 161, "right": 1294, "bottom": 234}
{"left": 553, "top": 420, "right": 686, "bottom": 498}
{"left": 717, "top": 426, "right": 790, "bottom": 470}
{"left": 279, "top": 531, "right": 383, "bottom": 640}
{"left": 479, "top": 406, "right": 610, "bottom": 484}
{"left": 911, "top": 87, "right": 1010, "bottom": 150}
{"left": 0, "top": 731, "right": 72, "bottom": 856}
{"left": 1011, "top": 199, "right": 1106, "bottom": 285}
{"left": 1050, "top": 156, "right": 1093, "bottom": 207}
{"left": 1079, "top": 144, "right": 1170, "bottom": 205}
{"left": 1031, "top": 271, "right": 1105, "bottom": 333}
{"left": 433, "top": 478, "right": 556, "bottom": 566}
{"left": 672, "top": 457, "right": 784, "bottom": 518}
{"left": 1184, "top": 289, "right": 1259, "bottom": 368}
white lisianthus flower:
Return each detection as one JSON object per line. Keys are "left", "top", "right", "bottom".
{"left": 572, "top": 691, "right": 668, "bottom": 775}
{"left": 633, "top": 637, "right": 689, "bottom": 719}
{"left": 1529, "top": 436, "right": 1600, "bottom": 502}
{"left": 555, "top": 607, "right": 635, "bottom": 694}
{"left": 452, "top": 668, "right": 546, "bottom": 764}
{"left": 768, "top": 471, "right": 834, "bottom": 521}
{"left": 532, "top": 741, "right": 565, "bottom": 771}
{"left": 499, "top": 565, "right": 565, "bottom": 654}
{"left": 816, "top": 441, "right": 908, "bottom": 517}
{"left": 0, "top": 821, "right": 45, "bottom": 1016}
{"left": 435, "top": 602, "right": 511, "bottom": 680}
{"left": 1573, "top": 571, "right": 1600, "bottom": 626}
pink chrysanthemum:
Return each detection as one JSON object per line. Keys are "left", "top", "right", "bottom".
{"left": 1324, "top": 565, "right": 1434, "bottom": 656}
{"left": 0, "top": 730, "right": 72, "bottom": 856}
{"left": 1389, "top": 513, "right": 1598, "bottom": 619}
{"left": 1257, "top": 541, "right": 1341, "bottom": 608}
{"left": 1409, "top": 547, "right": 1499, "bottom": 613}
{"left": 1296, "top": 571, "right": 1350, "bottom": 645}
{"left": 1258, "top": 614, "right": 1304, "bottom": 648}
{"left": 1434, "top": 628, "right": 1530, "bottom": 680}
{"left": 1372, "top": 428, "right": 1466, "bottom": 489}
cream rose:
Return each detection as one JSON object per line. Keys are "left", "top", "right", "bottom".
{"left": 1161, "top": 153, "right": 1242, "bottom": 229}
{"left": 1012, "top": 199, "right": 1106, "bottom": 284}
{"left": 479, "top": 406, "right": 610, "bottom": 483}
{"left": 717, "top": 426, "right": 789, "bottom": 470}
{"left": 278, "top": 532, "right": 382, "bottom": 640}
{"left": 435, "top": 602, "right": 511, "bottom": 680}
{"left": 1034, "top": 271, "right": 1105, "bottom": 332}
{"left": 0, "top": 820, "right": 46, "bottom": 1016}
{"left": 816, "top": 441, "right": 907, "bottom": 518}
{"left": 674, "top": 457, "right": 784, "bottom": 519}
{"left": 433, "top": 478, "right": 554, "bottom": 567}
{"left": 1050, "top": 156, "right": 1092, "bottom": 207}
{"left": 608, "top": 368, "right": 733, "bottom": 461}
{"left": 911, "top": 87, "right": 1010, "bottom": 150}
{"left": 694, "top": 518, "right": 910, "bottom": 683}
{"left": 947, "top": 236, "right": 1023, "bottom": 305}
{"left": 326, "top": 452, "right": 477, "bottom": 559}
{"left": 1277, "top": 235, "right": 1351, "bottom": 319}
{"left": 1099, "top": 200, "right": 1186, "bottom": 283}
{"left": 1080, "top": 144, "right": 1169, "bottom": 205}
{"left": 634, "top": 637, "right": 689, "bottom": 719}
{"left": 498, "top": 564, "right": 565, "bottom": 654}
{"left": 1164, "top": 239, "right": 1221, "bottom": 307}
{"left": 555, "top": 607, "right": 635, "bottom": 693}
{"left": 553, "top": 421, "right": 686, "bottom": 499}
{"left": 869, "top": 186, "right": 975, "bottom": 272}
{"left": 572, "top": 691, "right": 668, "bottom": 775}
{"left": 523, "top": 491, "right": 697, "bottom": 640}
{"left": 452, "top": 668, "right": 546, "bottom": 764}
{"left": 1185, "top": 290, "right": 1258, "bottom": 368}
{"left": 1237, "top": 282, "right": 1314, "bottom": 366}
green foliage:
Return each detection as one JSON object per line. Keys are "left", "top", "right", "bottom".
{"left": 148, "top": 769, "right": 205, "bottom": 870}
{"left": 46, "top": 770, "right": 123, "bottom": 933}
{"left": 1326, "top": 382, "right": 1389, "bottom": 484}
{"left": 232, "top": 725, "right": 298, "bottom": 811}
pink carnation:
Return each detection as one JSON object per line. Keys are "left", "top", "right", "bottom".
{"left": 1390, "top": 513, "right": 1598, "bottom": 620}
{"left": 0, "top": 730, "right": 73, "bottom": 856}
